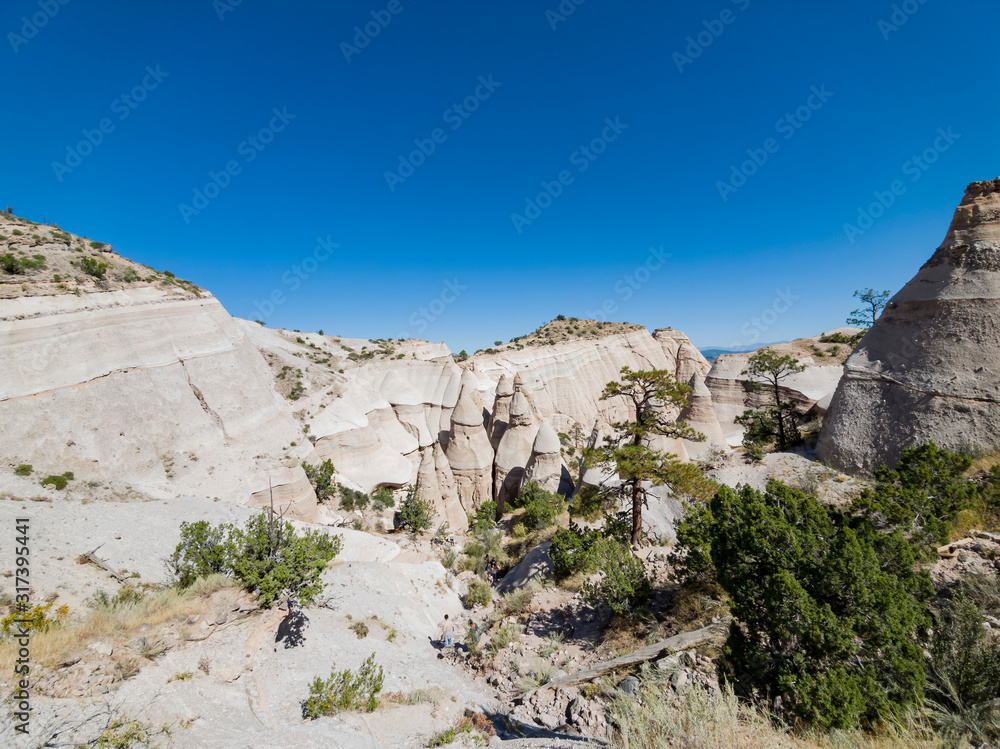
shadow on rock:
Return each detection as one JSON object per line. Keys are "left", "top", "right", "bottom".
{"left": 276, "top": 608, "right": 309, "bottom": 649}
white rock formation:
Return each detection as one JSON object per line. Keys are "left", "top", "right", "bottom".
{"left": 819, "top": 178, "right": 1000, "bottom": 473}
{"left": 487, "top": 373, "right": 514, "bottom": 449}
{"left": 473, "top": 327, "right": 711, "bottom": 435}
{"left": 523, "top": 421, "right": 565, "bottom": 494}
{"left": 444, "top": 380, "right": 495, "bottom": 515}
{"left": 679, "top": 372, "right": 727, "bottom": 457}
{"left": 0, "top": 287, "right": 311, "bottom": 510}
{"left": 493, "top": 391, "right": 539, "bottom": 512}
{"left": 706, "top": 338, "right": 851, "bottom": 447}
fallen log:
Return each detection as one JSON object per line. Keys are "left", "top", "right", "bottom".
{"left": 542, "top": 617, "right": 731, "bottom": 691}
{"left": 75, "top": 545, "right": 130, "bottom": 583}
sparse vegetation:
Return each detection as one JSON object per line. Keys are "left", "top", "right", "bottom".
{"left": 819, "top": 331, "right": 865, "bottom": 345}
{"left": 304, "top": 653, "right": 384, "bottom": 717}
{"left": 79, "top": 256, "right": 109, "bottom": 278}
{"left": 428, "top": 712, "right": 496, "bottom": 747}
{"left": 398, "top": 486, "right": 435, "bottom": 534}
{"left": 1, "top": 601, "right": 68, "bottom": 637}
{"left": 0, "top": 253, "right": 25, "bottom": 274}
{"left": 487, "top": 621, "right": 523, "bottom": 656}
{"left": 14, "top": 464, "right": 32, "bottom": 476}
{"left": 169, "top": 511, "right": 341, "bottom": 607}
{"left": 371, "top": 487, "right": 395, "bottom": 511}
{"left": 519, "top": 482, "right": 565, "bottom": 530}
{"left": 41, "top": 471, "right": 74, "bottom": 490}
{"left": 497, "top": 580, "right": 539, "bottom": 617}
{"left": 463, "top": 578, "right": 492, "bottom": 609}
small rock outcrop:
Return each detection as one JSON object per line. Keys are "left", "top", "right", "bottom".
{"left": 819, "top": 178, "right": 1000, "bottom": 473}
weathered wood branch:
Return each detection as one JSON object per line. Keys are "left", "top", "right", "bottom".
{"left": 543, "top": 617, "right": 731, "bottom": 691}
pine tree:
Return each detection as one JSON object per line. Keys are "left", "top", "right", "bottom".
{"left": 584, "top": 366, "right": 715, "bottom": 545}
{"left": 737, "top": 348, "right": 805, "bottom": 452}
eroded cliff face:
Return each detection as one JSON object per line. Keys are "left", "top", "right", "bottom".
{"left": 818, "top": 178, "right": 1000, "bottom": 473}
{"left": 0, "top": 213, "right": 719, "bottom": 523}
{"left": 0, "top": 287, "right": 309, "bottom": 509}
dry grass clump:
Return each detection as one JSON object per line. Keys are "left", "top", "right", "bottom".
{"left": 495, "top": 580, "right": 540, "bottom": 618}
{"left": 607, "top": 669, "right": 947, "bottom": 749}
{"left": 0, "top": 575, "right": 238, "bottom": 676}
{"left": 520, "top": 658, "right": 557, "bottom": 692}
{"left": 486, "top": 621, "right": 524, "bottom": 657}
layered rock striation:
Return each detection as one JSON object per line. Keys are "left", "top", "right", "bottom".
{"left": 818, "top": 178, "right": 1000, "bottom": 472}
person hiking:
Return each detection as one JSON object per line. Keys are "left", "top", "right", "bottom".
{"left": 439, "top": 614, "right": 454, "bottom": 647}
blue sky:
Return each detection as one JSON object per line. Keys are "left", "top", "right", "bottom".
{"left": 2, "top": 0, "right": 998, "bottom": 352}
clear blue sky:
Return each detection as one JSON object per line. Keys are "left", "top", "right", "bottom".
{"left": 3, "top": 0, "right": 998, "bottom": 352}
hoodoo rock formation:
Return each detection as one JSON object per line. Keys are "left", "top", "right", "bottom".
{"left": 523, "top": 420, "right": 566, "bottom": 495}
{"left": 444, "top": 380, "right": 495, "bottom": 515}
{"left": 493, "top": 391, "right": 539, "bottom": 512}
{"left": 818, "top": 178, "right": 1000, "bottom": 473}
{"left": 679, "top": 372, "right": 726, "bottom": 456}
{"left": 487, "top": 374, "right": 514, "bottom": 449}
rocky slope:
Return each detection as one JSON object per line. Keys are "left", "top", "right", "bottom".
{"left": 705, "top": 328, "right": 860, "bottom": 446}
{"left": 819, "top": 178, "right": 1000, "bottom": 473}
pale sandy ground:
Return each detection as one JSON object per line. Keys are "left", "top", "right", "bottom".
{"left": 0, "top": 495, "right": 600, "bottom": 748}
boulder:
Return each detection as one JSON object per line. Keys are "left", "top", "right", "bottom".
{"left": 496, "top": 541, "right": 553, "bottom": 594}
